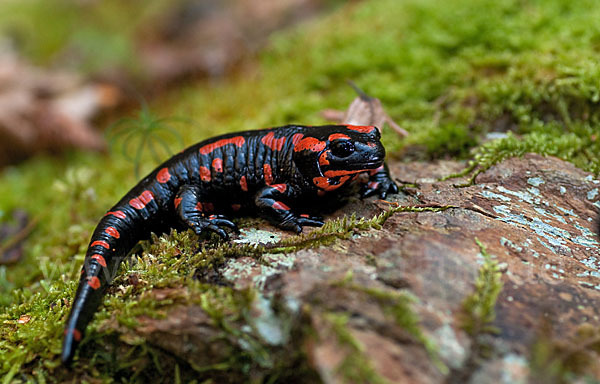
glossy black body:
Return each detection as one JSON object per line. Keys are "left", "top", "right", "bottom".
{"left": 61, "top": 124, "right": 398, "bottom": 364}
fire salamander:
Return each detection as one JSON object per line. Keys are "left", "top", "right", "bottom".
{"left": 61, "top": 124, "right": 398, "bottom": 364}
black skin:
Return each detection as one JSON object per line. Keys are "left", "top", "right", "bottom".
{"left": 61, "top": 124, "right": 398, "bottom": 364}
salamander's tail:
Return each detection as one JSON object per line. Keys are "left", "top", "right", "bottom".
{"left": 62, "top": 208, "right": 140, "bottom": 365}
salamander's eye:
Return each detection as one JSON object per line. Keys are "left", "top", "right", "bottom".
{"left": 330, "top": 140, "right": 355, "bottom": 158}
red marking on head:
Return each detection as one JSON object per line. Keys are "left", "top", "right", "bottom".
{"left": 91, "top": 240, "right": 110, "bottom": 249}
{"left": 271, "top": 183, "right": 287, "bottom": 193}
{"left": 368, "top": 181, "right": 380, "bottom": 189}
{"left": 261, "top": 132, "right": 287, "bottom": 151}
{"left": 104, "top": 227, "right": 120, "bottom": 239}
{"left": 174, "top": 197, "right": 182, "bottom": 209}
{"left": 328, "top": 133, "right": 351, "bottom": 141}
{"left": 368, "top": 165, "right": 385, "bottom": 176}
{"left": 272, "top": 201, "right": 290, "bottom": 211}
{"left": 294, "top": 137, "right": 326, "bottom": 153}
{"left": 65, "top": 328, "right": 82, "bottom": 342}
{"left": 105, "top": 211, "right": 126, "bottom": 219}
{"left": 231, "top": 204, "right": 241, "bottom": 211}
{"left": 312, "top": 176, "right": 351, "bottom": 191}
{"left": 156, "top": 168, "right": 171, "bottom": 183}
{"left": 203, "top": 202, "right": 214, "bottom": 212}
{"left": 130, "top": 190, "right": 154, "bottom": 210}
{"left": 199, "top": 166, "right": 211, "bottom": 182}
{"left": 300, "top": 214, "right": 310, "bottom": 218}
{"left": 319, "top": 151, "right": 330, "bottom": 166}
{"left": 88, "top": 276, "right": 101, "bottom": 290}
{"left": 292, "top": 133, "right": 304, "bottom": 145}
{"left": 367, "top": 142, "right": 377, "bottom": 148}
{"left": 263, "top": 164, "right": 274, "bottom": 185}
{"left": 240, "top": 176, "right": 248, "bottom": 191}
{"left": 199, "top": 136, "right": 245, "bottom": 155}
{"left": 212, "top": 158, "right": 223, "bottom": 173}
{"left": 194, "top": 202, "right": 203, "bottom": 211}
{"left": 209, "top": 215, "right": 217, "bottom": 220}
{"left": 324, "top": 169, "right": 368, "bottom": 177}
{"left": 91, "top": 254, "right": 107, "bottom": 267}
{"left": 346, "top": 125, "right": 375, "bottom": 133}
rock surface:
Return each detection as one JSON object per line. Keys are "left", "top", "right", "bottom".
{"left": 129, "top": 153, "right": 600, "bottom": 383}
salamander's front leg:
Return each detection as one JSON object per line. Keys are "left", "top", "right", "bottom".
{"left": 361, "top": 164, "right": 399, "bottom": 199}
{"left": 176, "top": 185, "right": 237, "bottom": 240}
{"left": 255, "top": 184, "right": 324, "bottom": 233}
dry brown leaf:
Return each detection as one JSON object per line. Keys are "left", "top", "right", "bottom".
{"left": 0, "top": 50, "right": 119, "bottom": 166}
{"left": 322, "top": 82, "right": 409, "bottom": 137}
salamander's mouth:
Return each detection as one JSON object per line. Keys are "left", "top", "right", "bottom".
{"left": 346, "top": 159, "right": 384, "bottom": 170}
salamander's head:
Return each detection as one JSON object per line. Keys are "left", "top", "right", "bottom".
{"left": 292, "top": 125, "right": 385, "bottom": 185}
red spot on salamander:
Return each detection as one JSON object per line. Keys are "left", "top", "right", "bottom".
{"left": 199, "top": 136, "right": 245, "bottom": 155}
{"left": 319, "top": 151, "right": 330, "bottom": 166}
{"left": 199, "top": 166, "right": 211, "bottom": 182}
{"left": 369, "top": 165, "right": 384, "bottom": 176}
{"left": 212, "top": 158, "right": 223, "bottom": 173}
{"left": 312, "top": 176, "right": 351, "bottom": 191}
{"left": 194, "top": 202, "right": 203, "bottom": 211}
{"left": 88, "top": 276, "right": 101, "bottom": 290}
{"left": 292, "top": 133, "right": 304, "bottom": 145}
{"left": 263, "top": 164, "right": 274, "bottom": 185}
{"left": 240, "top": 176, "right": 248, "bottom": 191}
{"left": 261, "top": 132, "right": 286, "bottom": 151}
{"left": 91, "top": 254, "right": 107, "bottom": 267}
{"left": 174, "top": 197, "right": 182, "bottom": 209}
{"left": 91, "top": 240, "right": 110, "bottom": 249}
{"left": 156, "top": 167, "right": 171, "bottom": 183}
{"left": 300, "top": 214, "right": 310, "bottom": 218}
{"left": 294, "top": 137, "right": 326, "bottom": 153}
{"left": 64, "top": 328, "right": 82, "bottom": 342}
{"left": 271, "top": 184, "right": 287, "bottom": 193}
{"left": 346, "top": 125, "right": 375, "bottom": 133}
{"left": 104, "top": 227, "right": 120, "bottom": 239}
{"left": 328, "top": 133, "right": 351, "bottom": 141}
{"left": 231, "top": 204, "right": 241, "bottom": 211}
{"left": 130, "top": 190, "right": 154, "bottom": 210}
{"left": 272, "top": 201, "right": 290, "bottom": 211}
{"left": 323, "top": 169, "right": 369, "bottom": 177}
{"left": 105, "top": 210, "right": 126, "bottom": 219}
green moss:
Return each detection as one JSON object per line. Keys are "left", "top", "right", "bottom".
{"left": 460, "top": 239, "right": 503, "bottom": 338}
{"left": 529, "top": 323, "right": 600, "bottom": 383}
{"left": 0, "top": 0, "right": 173, "bottom": 73}
{"left": 449, "top": 239, "right": 504, "bottom": 382}
{"left": 324, "top": 312, "right": 389, "bottom": 384}
{"left": 338, "top": 279, "right": 448, "bottom": 375}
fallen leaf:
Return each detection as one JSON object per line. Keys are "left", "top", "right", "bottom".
{"left": 322, "top": 81, "right": 409, "bottom": 137}
{"left": 0, "top": 49, "right": 117, "bottom": 166}
{"left": 0, "top": 210, "right": 36, "bottom": 265}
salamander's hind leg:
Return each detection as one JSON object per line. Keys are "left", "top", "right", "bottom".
{"left": 255, "top": 184, "right": 324, "bottom": 233}
{"left": 176, "top": 185, "right": 237, "bottom": 240}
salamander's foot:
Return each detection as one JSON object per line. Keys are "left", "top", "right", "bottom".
{"left": 278, "top": 214, "right": 324, "bottom": 233}
{"left": 361, "top": 177, "right": 399, "bottom": 199}
{"left": 190, "top": 215, "right": 238, "bottom": 241}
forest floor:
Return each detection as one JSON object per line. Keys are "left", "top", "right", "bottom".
{"left": 1, "top": 0, "right": 600, "bottom": 382}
